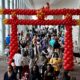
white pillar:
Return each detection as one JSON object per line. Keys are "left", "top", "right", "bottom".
{"left": 7, "top": 0, "right": 10, "bottom": 35}
{"left": 0, "top": 0, "right": 5, "bottom": 55}
{"left": 16, "top": 0, "right": 19, "bottom": 8}
{"left": 5, "top": 0, "right": 10, "bottom": 37}
{"left": 18, "top": 0, "right": 27, "bottom": 33}
{"left": 12, "top": 0, "right": 14, "bottom": 9}
{"left": 13, "top": 0, "right": 15, "bottom": 9}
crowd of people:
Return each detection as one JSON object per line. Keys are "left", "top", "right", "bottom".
{"left": 4, "top": 27, "right": 74, "bottom": 80}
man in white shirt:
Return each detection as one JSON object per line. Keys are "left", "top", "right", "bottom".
{"left": 13, "top": 50, "right": 23, "bottom": 79}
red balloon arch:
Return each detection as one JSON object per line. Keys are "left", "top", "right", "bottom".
{"left": 0, "top": 7, "right": 80, "bottom": 71}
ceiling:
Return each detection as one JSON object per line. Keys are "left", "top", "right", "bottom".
{"left": 24, "top": 0, "right": 61, "bottom": 9}
{"left": 23, "top": 0, "right": 80, "bottom": 9}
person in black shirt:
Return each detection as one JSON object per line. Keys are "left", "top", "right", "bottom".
{"left": 4, "top": 65, "right": 17, "bottom": 80}
{"left": 30, "top": 65, "right": 41, "bottom": 80}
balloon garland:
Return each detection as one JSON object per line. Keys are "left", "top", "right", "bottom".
{"left": 63, "top": 14, "right": 74, "bottom": 70}
{"left": 1, "top": 7, "right": 80, "bottom": 70}
{"left": 3, "top": 19, "right": 78, "bottom": 25}
{"left": 8, "top": 12, "right": 18, "bottom": 64}
{"left": 36, "top": 9, "right": 45, "bottom": 20}
{"left": 1, "top": 9, "right": 80, "bottom": 15}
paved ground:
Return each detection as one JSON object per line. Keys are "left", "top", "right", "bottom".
{"left": 0, "top": 56, "right": 80, "bottom": 80}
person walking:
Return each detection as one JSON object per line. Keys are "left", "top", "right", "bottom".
{"left": 13, "top": 49, "right": 23, "bottom": 79}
